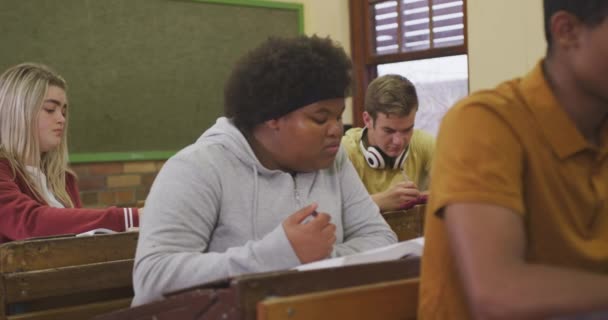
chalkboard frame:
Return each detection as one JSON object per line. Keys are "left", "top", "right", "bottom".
{"left": 61, "top": 0, "right": 304, "bottom": 163}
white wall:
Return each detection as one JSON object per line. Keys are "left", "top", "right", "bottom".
{"left": 283, "top": 0, "right": 351, "bottom": 54}
{"left": 467, "top": 0, "right": 546, "bottom": 91}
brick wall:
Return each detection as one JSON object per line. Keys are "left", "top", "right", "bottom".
{"left": 70, "top": 160, "right": 165, "bottom": 208}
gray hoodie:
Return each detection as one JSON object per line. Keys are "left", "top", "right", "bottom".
{"left": 132, "top": 117, "right": 397, "bottom": 305}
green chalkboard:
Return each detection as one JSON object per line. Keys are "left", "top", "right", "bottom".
{"left": 0, "top": 0, "right": 302, "bottom": 162}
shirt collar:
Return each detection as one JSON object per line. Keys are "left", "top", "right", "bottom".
{"left": 519, "top": 60, "right": 596, "bottom": 159}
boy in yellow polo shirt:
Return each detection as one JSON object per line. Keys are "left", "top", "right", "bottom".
{"left": 420, "top": 0, "right": 608, "bottom": 319}
{"left": 342, "top": 75, "right": 435, "bottom": 212}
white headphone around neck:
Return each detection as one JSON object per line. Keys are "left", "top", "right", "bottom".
{"left": 358, "top": 128, "right": 409, "bottom": 170}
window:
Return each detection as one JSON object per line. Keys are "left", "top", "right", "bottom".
{"left": 349, "top": 0, "right": 468, "bottom": 132}
{"left": 373, "top": 0, "right": 465, "bottom": 54}
{"left": 378, "top": 55, "right": 468, "bottom": 135}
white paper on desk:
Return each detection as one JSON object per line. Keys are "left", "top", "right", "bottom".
{"left": 76, "top": 228, "right": 117, "bottom": 237}
{"left": 294, "top": 237, "right": 424, "bottom": 271}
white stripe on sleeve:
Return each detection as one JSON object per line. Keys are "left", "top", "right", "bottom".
{"left": 128, "top": 208, "right": 134, "bottom": 228}
{"left": 123, "top": 208, "right": 129, "bottom": 230}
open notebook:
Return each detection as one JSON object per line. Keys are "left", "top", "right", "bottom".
{"left": 76, "top": 228, "right": 118, "bottom": 237}
{"left": 294, "top": 237, "right": 424, "bottom": 271}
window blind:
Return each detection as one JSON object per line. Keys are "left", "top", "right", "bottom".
{"left": 372, "top": 0, "right": 465, "bottom": 54}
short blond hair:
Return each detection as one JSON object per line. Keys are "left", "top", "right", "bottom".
{"left": 364, "top": 74, "right": 418, "bottom": 120}
{"left": 0, "top": 63, "right": 74, "bottom": 207}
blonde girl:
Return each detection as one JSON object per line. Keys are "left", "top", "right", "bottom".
{"left": 0, "top": 63, "right": 140, "bottom": 242}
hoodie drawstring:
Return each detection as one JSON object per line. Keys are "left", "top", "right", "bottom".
{"left": 251, "top": 165, "right": 259, "bottom": 239}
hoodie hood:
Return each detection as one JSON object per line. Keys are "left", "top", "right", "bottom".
{"left": 198, "top": 117, "right": 267, "bottom": 239}
{"left": 198, "top": 117, "right": 276, "bottom": 175}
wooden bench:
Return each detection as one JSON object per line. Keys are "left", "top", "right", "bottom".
{"left": 383, "top": 205, "right": 426, "bottom": 241}
{"left": 95, "top": 258, "right": 420, "bottom": 320}
{"left": 257, "top": 277, "right": 420, "bottom": 320}
{"left": 0, "top": 232, "right": 138, "bottom": 320}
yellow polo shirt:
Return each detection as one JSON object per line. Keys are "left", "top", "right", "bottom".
{"left": 419, "top": 61, "right": 608, "bottom": 319}
{"left": 341, "top": 128, "right": 435, "bottom": 193}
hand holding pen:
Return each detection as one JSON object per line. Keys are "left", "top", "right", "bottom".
{"left": 283, "top": 203, "right": 336, "bottom": 263}
{"left": 371, "top": 170, "right": 420, "bottom": 212}
{"left": 397, "top": 169, "right": 428, "bottom": 210}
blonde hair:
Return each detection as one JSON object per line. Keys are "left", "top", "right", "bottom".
{"left": 364, "top": 74, "right": 419, "bottom": 120}
{"left": 0, "top": 63, "right": 74, "bottom": 207}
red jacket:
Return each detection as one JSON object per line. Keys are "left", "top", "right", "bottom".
{"left": 0, "top": 159, "right": 139, "bottom": 243}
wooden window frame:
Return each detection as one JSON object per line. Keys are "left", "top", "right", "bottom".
{"left": 349, "top": 0, "right": 468, "bottom": 127}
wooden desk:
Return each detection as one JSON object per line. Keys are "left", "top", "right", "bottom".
{"left": 257, "top": 277, "right": 420, "bottom": 320}
{"left": 95, "top": 258, "right": 420, "bottom": 320}
{"left": 0, "top": 232, "right": 138, "bottom": 320}
{"left": 383, "top": 205, "right": 426, "bottom": 241}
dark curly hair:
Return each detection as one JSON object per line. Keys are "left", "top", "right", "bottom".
{"left": 224, "top": 35, "right": 352, "bottom": 133}
{"left": 544, "top": 0, "right": 608, "bottom": 50}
